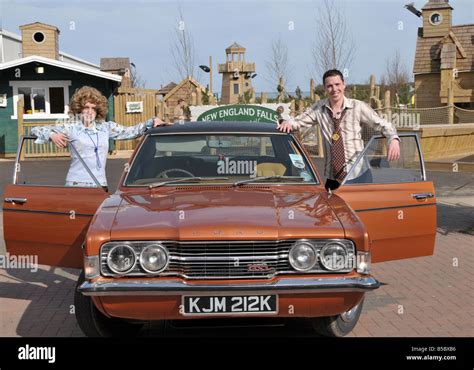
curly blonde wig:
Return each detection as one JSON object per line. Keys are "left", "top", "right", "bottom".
{"left": 69, "top": 86, "right": 108, "bottom": 121}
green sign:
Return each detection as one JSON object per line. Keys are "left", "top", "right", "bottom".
{"left": 197, "top": 104, "right": 278, "bottom": 123}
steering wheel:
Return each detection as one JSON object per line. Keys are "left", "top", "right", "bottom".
{"left": 156, "top": 168, "right": 195, "bottom": 178}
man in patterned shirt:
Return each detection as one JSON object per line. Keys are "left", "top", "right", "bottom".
{"left": 278, "top": 69, "right": 400, "bottom": 190}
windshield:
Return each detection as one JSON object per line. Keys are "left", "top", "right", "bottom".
{"left": 124, "top": 133, "right": 319, "bottom": 186}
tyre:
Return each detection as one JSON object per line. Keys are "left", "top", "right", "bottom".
{"left": 311, "top": 299, "right": 364, "bottom": 337}
{"left": 74, "top": 272, "right": 144, "bottom": 337}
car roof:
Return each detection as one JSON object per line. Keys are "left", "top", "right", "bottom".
{"left": 147, "top": 121, "right": 284, "bottom": 135}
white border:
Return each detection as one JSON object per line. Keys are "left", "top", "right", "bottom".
{"left": 429, "top": 12, "right": 443, "bottom": 26}
{"left": 32, "top": 31, "right": 46, "bottom": 44}
{"left": 9, "top": 80, "right": 71, "bottom": 119}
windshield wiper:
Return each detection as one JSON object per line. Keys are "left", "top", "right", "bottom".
{"left": 148, "top": 177, "right": 229, "bottom": 188}
{"left": 233, "top": 176, "right": 305, "bottom": 187}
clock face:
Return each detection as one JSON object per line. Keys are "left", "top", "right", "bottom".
{"left": 429, "top": 12, "right": 443, "bottom": 26}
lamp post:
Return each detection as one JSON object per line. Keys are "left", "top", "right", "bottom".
{"left": 199, "top": 56, "right": 213, "bottom": 96}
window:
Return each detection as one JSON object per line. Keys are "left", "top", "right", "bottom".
{"left": 429, "top": 12, "right": 442, "bottom": 26}
{"left": 49, "top": 87, "right": 65, "bottom": 113}
{"left": 16, "top": 137, "right": 102, "bottom": 188}
{"left": 233, "top": 84, "right": 239, "bottom": 95}
{"left": 32, "top": 31, "right": 45, "bottom": 43}
{"left": 10, "top": 80, "right": 71, "bottom": 119}
{"left": 343, "top": 135, "right": 424, "bottom": 185}
{"left": 125, "top": 134, "right": 317, "bottom": 186}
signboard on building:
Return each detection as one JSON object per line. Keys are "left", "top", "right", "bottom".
{"left": 0, "top": 94, "right": 7, "bottom": 107}
{"left": 126, "top": 101, "right": 143, "bottom": 113}
{"left": 196, "top": 104, "right": 278, "bottom": 123}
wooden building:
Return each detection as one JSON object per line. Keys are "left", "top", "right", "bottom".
{"left": 160, "top": 77, "right": 208, "bottom": 120}
{"left": 414, "top": 0, "right": 474, "bottom": 108}
{"left": 0, "top": 22, "right": 122, "bottom": 156}
{"left": 218, "top": 43, "right": 256, "bottom": 104}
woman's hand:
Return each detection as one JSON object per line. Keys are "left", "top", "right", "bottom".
{"left": 152, "top": 117, "right": 175, "bottom": 127}
{"left": 50, "top": 133, "right": 69, "bottom": 148}
{"left": 152, "top": 117, "right": 167, "bottom": 127}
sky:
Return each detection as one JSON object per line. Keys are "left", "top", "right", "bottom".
{"left": 1, "top": 0, "right": 473, "bottom": 94}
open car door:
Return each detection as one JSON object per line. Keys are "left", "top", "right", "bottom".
{"left": 336, "top": 133, "right": 436, "bottom": 263}
{"left": 3, "top": 136, "right": 108, "bottom": 268}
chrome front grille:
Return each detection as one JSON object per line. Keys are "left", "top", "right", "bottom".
{"left": 100, "top": 240, "right": 355, "bottom": 279}
{"left": 167, "top": 241, "right": 292, "bottom": 278}
{"left": 101, "top": 240, "right": 295, "bottom": 279}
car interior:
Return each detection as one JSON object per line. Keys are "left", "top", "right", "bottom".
{"left": 125, "top": 134, "right": 308, "bottom": 185}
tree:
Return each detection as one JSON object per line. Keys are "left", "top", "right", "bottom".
{"left": 265, "top": 36, "right": 291, "bottom": 93}
{"left": 312, "top": 0, "right": 356, "bottom": 79}
{"left": 383, "top": 50, "right": 411, "bottom": 105}
{"left": 169, "top": 7, "right": 198, "bottom": 81}
{"left": 130, "top": 64, "right": 146, "bottom": 89}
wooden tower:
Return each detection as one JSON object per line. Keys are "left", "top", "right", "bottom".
{"left": 218, "top": 42, "right": 256, "bottom": 104}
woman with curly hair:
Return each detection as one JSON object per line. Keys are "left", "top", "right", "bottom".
{"left": 32, "top": 86, "right": 170, "bottom": 187}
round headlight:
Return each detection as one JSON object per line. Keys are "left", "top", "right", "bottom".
{"left": 320, "top": 242, "right": 348, "bottom": 271}
{"left": 107, "top": 245, "right": 136, "bottom": 274}
{"left": 289, "top": 241, "right": 317, "bottom": 271}
{"left": 140, "top": 244, "right": 169, "bottom": 273}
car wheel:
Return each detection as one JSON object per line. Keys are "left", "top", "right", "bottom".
{"left": 74, "top": 271, "right": 144, "bottom": 337}
{"left": 311, "top": 299, "right": 364, "bottom": 337}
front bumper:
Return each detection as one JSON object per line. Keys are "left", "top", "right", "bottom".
{"left": 79, "top": 275, "right": 380, "bottom": 296}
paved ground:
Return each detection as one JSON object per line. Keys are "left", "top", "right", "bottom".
{"left": 0, "top": 157, "right": 472, "bottom": 337}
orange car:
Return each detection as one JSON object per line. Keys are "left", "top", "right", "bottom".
{"left": 3, "top": 122, "right": 436, "bottom": 336}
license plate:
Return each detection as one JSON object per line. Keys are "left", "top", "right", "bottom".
{"left": 182, "top": 295, "right": 278, "bottom": 316}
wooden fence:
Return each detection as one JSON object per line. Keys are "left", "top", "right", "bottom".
{"left": 113, "top": 87, "right": 165, "bottom": 151}
{"left": 16, "top": 88, "right": 169, "bottom": 157}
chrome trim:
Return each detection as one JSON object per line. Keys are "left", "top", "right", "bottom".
{"left": 99, "top": 239, "right": 356, "bottom": 279}
{"left": 416, "top": 133, "right": 427, "bottom": 181}
{"left": 13, "top": 135, "right": 27, "bottom": 185}
{"left": 412, "top": 192, "right": 434, "bottom": 200}
{"left": 355, "top": 203, "right": 436, "bottom": 212}
{"left": 149, "top": 131, "right": 287, "bottom": 136}
{"left": 79, "top": 275, "right": 380, "bottom": 296}
{"left": 170, "top": 255, "right": 288, "bottom": 262}
{"left": 4, "top": 197, "right": 27, "bottom": 204}
{"left": 122, "top": 132, "right": 149, "bottom": 187}
{"left": 340, "top": 301, "right": 361, "bottom": 322}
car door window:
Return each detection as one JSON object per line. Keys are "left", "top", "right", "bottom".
{"left": 15, "top": 136, "right": 102, "bottom": 188}
{"left": 342, "top": 134, "right": 424, "bottom": 185}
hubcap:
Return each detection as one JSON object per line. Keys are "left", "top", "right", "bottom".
{"left": 340, "top": 302, "right": 360, "bottom": 322}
